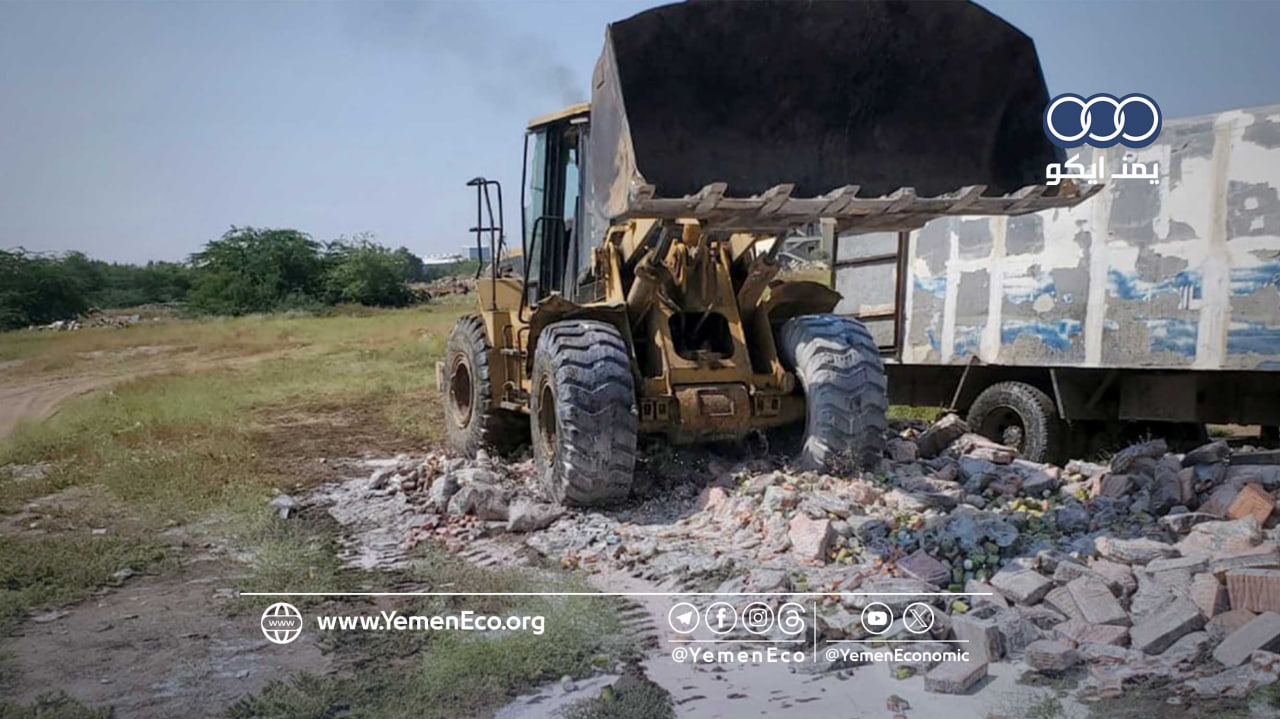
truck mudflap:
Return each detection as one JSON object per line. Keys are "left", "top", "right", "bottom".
{"left": 622, "top": 181, "right": 1102, "bottom": 233}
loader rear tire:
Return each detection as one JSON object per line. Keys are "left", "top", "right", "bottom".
{"left": 445, "top": 315, "right": 527, "bottom": 457}
{"left": 531, "top": 320, "right": 637, "bottom": 507}
{"left": 780, "top": 314, "right": 888, "bottom": 472}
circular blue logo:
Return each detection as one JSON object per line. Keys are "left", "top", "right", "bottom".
{"left": 1044, "top": 93, "right": 1161, "bottom": 149}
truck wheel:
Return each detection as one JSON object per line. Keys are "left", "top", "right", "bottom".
{"left": 780, "top": 314, "right": 888, "bottom": 472}
{"left": 966, "top": 381, "right": 1062, "bottom": 463}
{"left": 445, "top": 315, "right": 526, "bottom": 456}
{"left": 530, "top": 320, "right": 637, "bottom": 506}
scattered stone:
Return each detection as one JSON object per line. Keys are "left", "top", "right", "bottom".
{"left": 1130, "top": 599, "right": 1204, "bottom": 655}
{"left": 991, "top": 608, "right": 1044, "bottom": 654}
{"left": 1209, "top": 546, "right": 1280, "bottom": 579}
{"left": 1090, "top": 560, "right": 1137, "bottom": 597}
{"left": 897, "top": 549, "right": 950, "bottom": 587}
{"left": 886, "top": 438, "right": 919, "bottom": 463}
{"left": 1228, "top": 483, "right": 1275, "bottom": 525}
{"left": 951, "top": 614, "right": 1003, "bottom": 662}
{"left": 741, "top": 472, "right": 782, "bottom": 496}
{"left": 1200, "top": 484, "right": 1243, "bottom": 518}
{"left": 1212, "top": 612, "right": 1280, "bottom": 667}
{"left": 788, "top": 513, "right": 833, "bottom": 563}
{"left": 1011, "top": 460, "right": 1061, "bottom": 496}
{"left": 446, "top": 481, "right": 509, "bottom": 521}
{"left": 1065, "top": 459, "right": 1107, "bottom": 478}
{"left": 268, "top": 494, "right": 301, "bottom": 519}
{"left": 844, "top": 515, "right": 889, "bottom": 542}
{"left": 924, "top": 660, "right": 987, "bottom": 694}
{"left": 367, "top": 465, "right": 397, "bottom": 490}
{"left": 1043, "top": 586, "right": 1084, "bottom": 621}
{"left": 1226, "top": 569, "right": 1280, "bottom": 613}
{"left": 1053, "top": 619, "right": 1129, "bottom": 647}
{"left": 1207, "top": 609, "right": 1258, "bottom": 642}
{"left": 916, "top": 414, "right": 969, "bottom": 458}
{"left": 1095, "top": 536, "right": 1177, "bottom": 565}
{"left": 1159, "top": 512, "right": 1215, "bottom": 534}
{"left": 1177, "top": 516, "right": 1261, "bottom": 555}
{"left": 506, "top": 500, "right": 563, "bottom": 533}
{"left": 428, "top": 473, "right": 460, "bottom": 512}
{"left": 810, "top": 491, "right": 852, "bottom": 518}
{"left": 1025, "top": 639, "right": 1079, "bottom": 672}
{"left": 1145, "top": 555, "right": 1209, "bottom": 574}
{"left": 950, "top": 433, "right": 1016, "bottom": 464}
{"left": 965, "top": 579, "right": 1009, "bottom": 608}
{"left": 1094, "top": 474, "right": 1132, "bottom": 499}
{"left": 1110, "top": 439, "right": 1168, "bottom": 473}
{"left": 1162, "top": 631, "right": 1214, "bottom": 666}
{"left": 762, "top": 485, "right": 798, "bottom": 513}
{"left": 1188, "top": 573, "right": 1230, "bottom": 619}
{"left": 1054, "top": 503, "right": 1090, "bottom": 533}
{"left": 1184, "top": 664, "right": 1261, "bottom": 698}
{"left": 1067, "top": 576, "right": 1129, "bottom": 626}
{"left": 990, "top": 568, "right": 1052, "bottom": 606}
{"left": 1183, "top": 440, "right": 1230, "bottom": 466}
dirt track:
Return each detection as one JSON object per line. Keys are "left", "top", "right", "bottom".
{"left": 0, "top": 375, "right": 113, "bottom": 439}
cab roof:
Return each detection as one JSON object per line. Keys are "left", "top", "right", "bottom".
{"left": 526, "top": 102, "right": 590, "bottom": 130}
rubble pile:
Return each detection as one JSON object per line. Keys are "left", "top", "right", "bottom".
{"left": 345, "top": 416, "right": 1280, "bottom": 701}
{"left": 411, "top": 275, "right": 476, "bottom": 303}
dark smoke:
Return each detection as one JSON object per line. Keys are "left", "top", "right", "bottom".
{"left": 342, "top": 2, "right": 585, "bottom": 109}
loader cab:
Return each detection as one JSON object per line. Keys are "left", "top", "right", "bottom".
{"left": 522, "top": 103, "right": 589, "bottom": 306}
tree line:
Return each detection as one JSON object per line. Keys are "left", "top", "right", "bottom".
{"left": 1, "top": 227, "right": 453, "bottom": 330}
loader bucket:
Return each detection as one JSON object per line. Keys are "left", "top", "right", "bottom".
{"left": 586, "top": 0, "right": 1072, "bottom": 232}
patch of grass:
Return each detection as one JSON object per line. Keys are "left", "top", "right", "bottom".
{"left": 0, "top": 693, "right": 112, "bottom": 719}
{"left": 0, "top": 303, "right": 465, "bottom": 630}
{"left": 562, "top": 674, "right": 675, "bottom": 719}
{"left": 226, "top": 673, "right": 347, "bottom": 719}
{"left": 0, "top": 534, "right": 169, "bottom": 633}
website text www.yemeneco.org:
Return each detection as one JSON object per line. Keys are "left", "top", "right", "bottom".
{"left": 315, "top": 610, "right": 545, "bottom": 635}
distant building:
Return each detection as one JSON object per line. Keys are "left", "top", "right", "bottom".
{"left": 467, "top": 245, "right": 492, "bottom": 262}
{"left": 421, "top": 253, "right": 466, "bottom": 267}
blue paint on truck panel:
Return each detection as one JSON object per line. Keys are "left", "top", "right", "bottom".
{"left": 1138, "top": 317, "right": 1198, "bottom": 356}
{"left": 1004, "top": 273, "right": 1056, "bottom": 304}
{"left": 1230, "top": 262, "right": 1280, "bottom": 296}
{"left": 953, "top": 325, "right": 983, "bottom": 356}
{"left": 914, "top": 275, "right": 947, "bottom": 299}
{"left": 1108, "top": 268, "right": 1202, "bottom": 301}
{"left": 1001, "top": 319, "right": 1082, "bottom": 352}
{"left": 1228, "top": 322, "right": 1280, "bottom": 355}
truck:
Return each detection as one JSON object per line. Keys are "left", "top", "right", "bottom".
{"left": 834, "top": 104, "right": 1280, "bottom": 461}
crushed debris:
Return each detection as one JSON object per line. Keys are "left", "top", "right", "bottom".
{"left": 311, "top": 417, "right": 1280, "bottom": 704}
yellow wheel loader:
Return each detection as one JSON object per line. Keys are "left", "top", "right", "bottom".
{"left": 441, "top": 0, "right": 1091, "bottom": 506}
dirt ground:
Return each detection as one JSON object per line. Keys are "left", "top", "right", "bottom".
{"left": 0, "top": 375, "right": 114, "bottom": 440}
{"left": 7, "top": 563, "right": 330, "bottom": 717}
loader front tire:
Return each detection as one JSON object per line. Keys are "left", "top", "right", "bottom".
{"left": 530, "top": 320, "right": 637, "bottom": 507}
{"left": 780, "top": 314, "right": 888, "bottom": 472}
{"left": 445, "top": 315, "right": 526, "bottom": 457}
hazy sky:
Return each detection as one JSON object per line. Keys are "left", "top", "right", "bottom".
{"left": 2, "top": 0, "right": 1278, "bottom": 264}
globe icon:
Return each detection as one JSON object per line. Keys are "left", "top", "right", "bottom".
{"left": 260, "top": 602, "right": 304, "bottom": 644}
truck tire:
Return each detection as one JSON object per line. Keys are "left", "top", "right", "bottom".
{"left": 966, "top": 381, "right": 1062, "bottom": 463}
{"left": 530, "top": 320, "right": 637, "bottom": 506}
{"left": 445, "top": 315, "right": 526, "bottom": 456}
{"left": 779, "top": 314, "right": 888, "bottom": 472}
